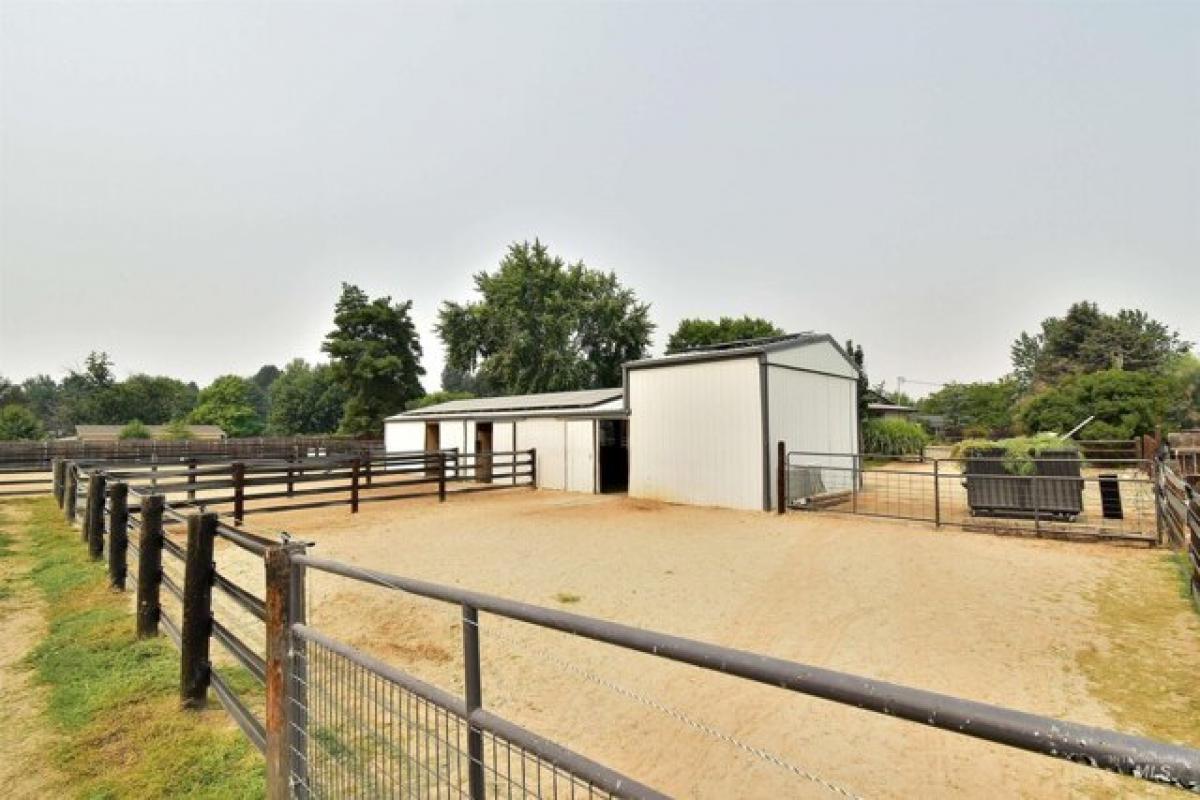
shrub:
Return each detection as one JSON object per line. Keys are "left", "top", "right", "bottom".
{"left": 862, "top": 417, "right": 930, "bottom": 456}
{"left": 118, "top": 419, "right": 151, "bottom": 440}
{"left": 953, "top": 433, "right": 1080, "bottom": 475}
{"left": 161, "top": 418, "right": 194, "bottom": 441}
{"left": 0, "top": 403, "right": 44, "bottom": 441}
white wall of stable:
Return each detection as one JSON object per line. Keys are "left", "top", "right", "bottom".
{"left": 384, "top": 337, "right": 858, "bottom": 510}
{"left": 384, "top": 415, "right": 598, "bottom": 491}
{"left": 627, "top": 356, "right": 764, "bottom": 510}
{"left": 626, "top": 338, "right": 859, "bottom": 511}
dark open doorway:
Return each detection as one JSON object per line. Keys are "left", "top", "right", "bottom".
{"left": 598, "top": 419, "right": 628, "bottom": 493}
{"left": 474, "top": 422, "right": 493, "bottom": 483}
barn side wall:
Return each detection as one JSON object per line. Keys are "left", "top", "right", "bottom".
{"left": 565, "top": 419, "right": 596, "bottom": 493}
{"left": 766, "top": 367, "right": 858, "bottom": 508}
{"left": 384, "top": 420, "right": 425, "bottom": 454}
{"left": 628, "top": 356, "right": 763, "bottom": 511}
{"left": 516, "top": 418, "right": 568, "bottom": 491}
{"left": 768, "top": 339, "right": 859, "bottom": 378}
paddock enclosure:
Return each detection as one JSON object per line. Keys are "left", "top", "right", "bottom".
{"left": 21, "top": 443, "right": 1200, "bottom": 799}
{"left": 783, "top": 450, "right": 1160, "bottom": 544}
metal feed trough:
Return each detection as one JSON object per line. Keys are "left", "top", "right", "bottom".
{"left": 964, "top": 449, "right": 1084, "bottom": 521}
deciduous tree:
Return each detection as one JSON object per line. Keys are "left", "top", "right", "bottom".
{"left": 437, "top": 240, "right": 652, "bottom": 394}
{"left": 267, "top": 360, "right": 347, "bottom": 435}
{"left": 665, "top": 316, "right": 783, "bottom": 354}
{"left": 189, "top": 375, "right": 265, "bottom": 437}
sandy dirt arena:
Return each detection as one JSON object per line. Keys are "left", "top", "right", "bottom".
{"left": 211, "top": 489, "right": 1193, "bottom": 799}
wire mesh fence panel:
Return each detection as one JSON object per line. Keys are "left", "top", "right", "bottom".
{"left": 292, "top": 635, "right": 618, "bottom": 800}
{"left": 785, "top": 453, "right": 1158, "bottom": 543}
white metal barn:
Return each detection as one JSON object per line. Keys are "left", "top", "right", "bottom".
{"left": 383, "top": 333, "right": 859, "bottom": 511}
{"left": 384, "top": 389, "right": 630, "bottom": 494}
{"left": 623, "top": 333, "right": 860, "bottom": 511}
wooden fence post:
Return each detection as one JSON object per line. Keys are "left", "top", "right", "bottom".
{"left": 187, "top": 458, "right": 197, "bottom": 502}
{"left": 529, "top": 447, "right": 537, "bottom": 489}
{"left": 264, "top": 545, "right": 304, "bottom": 800}
{"left": 232, "top": 462, "right": 246, "bottom": 525}
{"left": 64, "top": 463, "right": 78, "bottom": 522}
{"left": 87, "top": 472, "right": 107, "bottom": 559}
{"left": 933, "top": 459, "right": 941, "bottom": 528}
{"left": 180, "top": 511, "right": 217, "bottom": 709}
{"left": 52, "top": 458, "right": 64, "bottom": 506}
{"left": 137, "top": 494, "right": 164, "bottom": 638}
{"left": 437, "top": 452, "right": 447, "bottom": 503}
{"left": 364, "top": 456, "right": 372, "bottom": 488}
{"left": 777, "top": 441, "right": 786, "bottom": 514}
{"left": 350, "top": 458, "right": 360, "bottom": 513}
{"left": 108, "top": 482, "right": 129, "bottom": 589}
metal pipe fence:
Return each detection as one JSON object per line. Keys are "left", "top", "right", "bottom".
{"left": 783, "top": 450, "right": 1158, "bottom": 544}
{"left": 37, "top": 456, "right": 1200, "bottom": 796}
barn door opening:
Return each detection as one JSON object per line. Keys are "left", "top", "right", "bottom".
{"left": 598, "top": 419, "right": 628, "bottom": 493}
{"left": 424, "top": 423, "right": 440, "bottom": 476}
{"left": 475, "top": 422, "right": 493, "bottom": 483}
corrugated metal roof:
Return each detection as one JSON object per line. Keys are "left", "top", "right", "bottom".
{"left": 623, "top": 332, "right": 847, "bottom": 370}
{"left": 392, "top": 387, "right": 624, "bottom": 419}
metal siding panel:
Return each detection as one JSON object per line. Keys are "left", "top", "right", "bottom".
{"left": 628, "top": 356, "right": 763, "bottom": 510}
{"left": 384, "top": 421, "right": 425, "bottom": 454}
{"left": 493, "top": 422, "right": 515, "bottom": 453}
{"left": 767, "top": 368, "right": 858, "bottom": 507}
{"left": 565, "top": 420, "right": 596, "bottom": 493}
{"left": 517, "top": 419, "right": 567, "bottom": 490}
{"left": 439, "top": 421, "right": 465, "bottom": 454}
{"left": 768, "top": 340, "right": 859, "bottom": 378}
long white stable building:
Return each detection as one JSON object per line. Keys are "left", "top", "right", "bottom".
{"left": 385, "top": 333, "right": 860, "bottom": 511}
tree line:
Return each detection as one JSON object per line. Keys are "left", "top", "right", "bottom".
{"left": 0, "top": 240, "right": 784, "bottom": 441}
{"left": 912, "top": 301, "right": 1198, "bottom": 440}
{"left": 6, "top": 242, "right": 1192, "bottom": 444}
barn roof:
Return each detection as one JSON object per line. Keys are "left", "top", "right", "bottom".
{"left": 623, "top": 332, "right": 860, "bottom": 373}
{"left": 72, "top": 424, "right": 227, "bottom": 441}
{"left": 391, "top": 387, "right": 624, "bottom": 420}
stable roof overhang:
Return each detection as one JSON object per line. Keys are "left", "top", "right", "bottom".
{"left": 388, "top": 388, "right": 627, "bottom": 422}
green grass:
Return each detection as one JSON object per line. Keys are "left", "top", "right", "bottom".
{"left": 554, "top": 591, "right": 582, "bottom": 604}
{"left": 1076, "top": 553, "right": 1200, "bottom": 748}
{"left": 3, "top": 498, "right": 265, "bottom": 799}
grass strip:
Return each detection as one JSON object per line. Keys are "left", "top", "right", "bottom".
{"left": 6, "top": 497, "right": 265, "bottom": 799}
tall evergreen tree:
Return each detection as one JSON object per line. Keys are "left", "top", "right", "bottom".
{"left": 323, "top": 283, "right": 425, "bottom": 435}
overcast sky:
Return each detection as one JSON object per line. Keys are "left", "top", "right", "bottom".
{"left": 2, "top": 1, "right": 1197, "bottom": 397}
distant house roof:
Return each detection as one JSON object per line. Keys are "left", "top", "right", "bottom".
{"left": 623, "top": 332, "right": 861, "bottom": 374}
{"left": 391, "top": 388, "right": 625, "bottom": 421}
{"left": 867, "top": 402, "right": 917, "bottom": 414}
{"left": 72, "top": 424, "right": 227, "bottom": 442}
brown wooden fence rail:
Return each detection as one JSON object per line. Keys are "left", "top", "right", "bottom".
{"left": 1156, "top": 454, "right": 1200, "bottom": 608}
{"left": 0, "top": 436, "right": 383, "bottom": 470}
{"left": 38, "top": 460, "right": 1200, "bottom": 797}
{"left": 59, "top": 449, "right": 536, "bottom": 525}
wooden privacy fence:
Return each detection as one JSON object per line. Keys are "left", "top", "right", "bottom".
{"left": 0, "top": 435, "right": 382, "bottom": 470}
{"left": 44, "top": 461, "right": 1200, "bottom": 797}
{"left": 0, "top": 436, "right": 384, "bottom": 498}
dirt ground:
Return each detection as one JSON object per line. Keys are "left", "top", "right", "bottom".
{"left": 0, "top": 504, "right": 64, "bottom": 798}
{"left": 206, "top": 488, "right": 1200, "bottom": 799}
